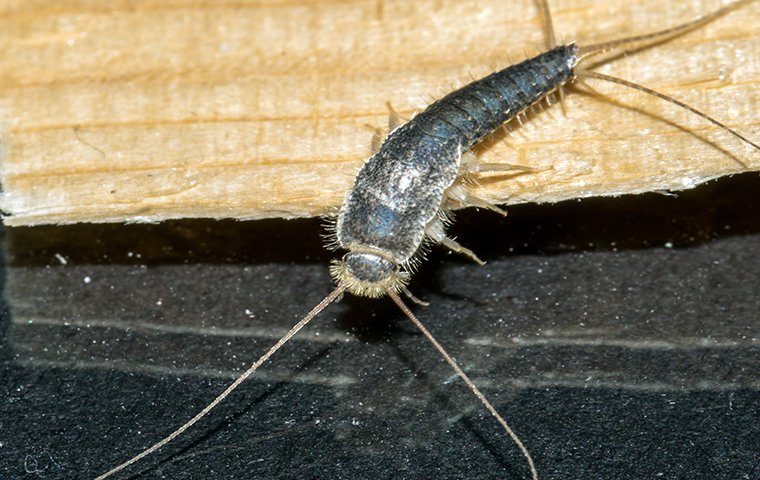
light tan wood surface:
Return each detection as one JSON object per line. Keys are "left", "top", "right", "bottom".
{"left": 0, "top": 0, "right": 758, "bottom": 226}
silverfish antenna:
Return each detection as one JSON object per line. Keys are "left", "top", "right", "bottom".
{"left": 387, "top": 289, "right": 539, "bottom": 480}
{"left": 94, "top": 285, "right": 346, "bottom": 480}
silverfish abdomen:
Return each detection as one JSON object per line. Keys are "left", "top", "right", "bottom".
{"left": 418, "top": 45, "right": 578, "bottom": 149}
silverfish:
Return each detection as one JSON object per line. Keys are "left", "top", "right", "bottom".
{"left": 95, "top": 1, "right": 759, "bottom": 479}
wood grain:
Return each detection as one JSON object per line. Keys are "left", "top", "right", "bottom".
{"left": 0, "top": 0, "right": 758, "bottom": 226}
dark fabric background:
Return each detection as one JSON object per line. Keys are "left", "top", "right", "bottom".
{"left": 1, "top": 173, "right": 758, "bottom": 480}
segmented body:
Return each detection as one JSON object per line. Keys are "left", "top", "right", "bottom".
{"left": 334, "top": 45, "right": 578, "bottom": 295}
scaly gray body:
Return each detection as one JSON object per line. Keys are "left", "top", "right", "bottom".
{"left": 333, "top": 45, "right": 578, "bottom": 296}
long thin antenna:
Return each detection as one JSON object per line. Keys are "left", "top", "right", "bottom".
{"left": 577, "top": 0, "right": 753, "bottom": 59}
{"left": 387, "top": 290, "right": 538, "bottom": 480}
{"left": 577, "top": 70, "right": 760, "bottom": 162}
{"left": 94, "top": 285, "right": 346, "bottom": 480}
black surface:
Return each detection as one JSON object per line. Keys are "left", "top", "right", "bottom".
{"left": 1, "top": 173, "right": 759, "bottom": 480}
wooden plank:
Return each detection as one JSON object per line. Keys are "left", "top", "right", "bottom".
{"left": 0, "top": 0, "right": 758, "bottom": 226}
